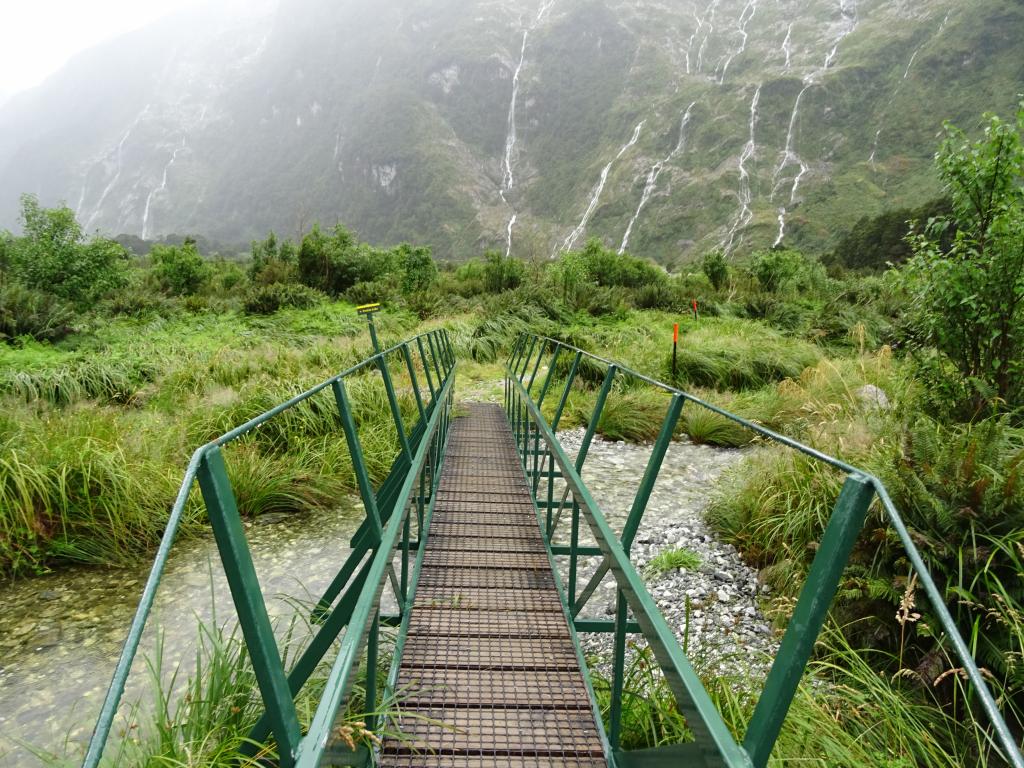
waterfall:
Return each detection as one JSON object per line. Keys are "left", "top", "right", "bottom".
{"left": 502, "top": 30, "right": 529, "bottom": 194}
{"left": 85, "top": 105, "right": 150, "bottom": 231}
{"left": 772, "top": 0, "right": 858, "bottom": 246}
{"left": 718, "top": 0, "right": 758, "bottom": 85}
{"left": 75, "top": 182, "right": 88, "bottom": 218}
{"left": 869, "top": 9, "right": 949, "bottom": 167}
{"left": 781, "top": 22, "right": 793, "bottom": 70}
{"left": 559, "top": 120, "right": 645, "bottom": 255}
{"left": 619, "top": 102, "right": 696, "bottom": 254}
{"left": 695, "top": 0, "right": 720, "bottom": 73}
{"left": 723, "top": 85, "right": 761, "bottom": 253}
{"left": 773, "top": 206, "right": 786, "bottom": 248}
{"left": 500, "top": 0, "right": 557, "bottom": 257}
{"left": 141, "top": 138, "right": 186, "bottom": 240}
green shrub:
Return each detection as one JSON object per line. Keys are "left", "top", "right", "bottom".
{"left": 151, "top": 240, "right": 210, "bottom": 296}
{"left": 483, "top": 250, "right": 525, "bottom": 293}
{"left": 749, "top": 248, "right": 807, "bottom": 292}
{"left": 0, "top": 281, "right": 75, "bottom": 342}
{"left": 898, "top": 104, "right": 1024, "bottom": 411}
{"left": 702, "top": 250, "right": 729, "bottom": 290}
{"left": 243, "top": 283, "right": 323, "bottom": 315}
{"left": 5, "top": 194, "right": 128, "bottom": 307}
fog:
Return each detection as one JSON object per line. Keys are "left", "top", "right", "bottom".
{"left": 0, "top": 0, "right": 255, "bottom": 97}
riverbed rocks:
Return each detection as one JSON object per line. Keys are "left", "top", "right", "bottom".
{"left": 555, "top": 428, "right": 780, "bottom": 680}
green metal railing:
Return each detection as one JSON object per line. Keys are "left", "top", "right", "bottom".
{"left": 83, "top": 328, "right": 456, "bottom": 768}
{"left": 505, "top": 333, "right": 1024, "bottom": 768}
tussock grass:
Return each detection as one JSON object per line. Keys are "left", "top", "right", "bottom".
{"left": 644, "top": 546, "right": 702, "bottom": 577}
{"left": 680, "top": 407, "right": 753, "bottom": 448}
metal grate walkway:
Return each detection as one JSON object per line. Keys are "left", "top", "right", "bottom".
{"left": 379, "top": 403, "right": 605, "bottom": 767}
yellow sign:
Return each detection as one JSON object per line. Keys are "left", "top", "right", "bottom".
{"left": 356, "top": 302, "right": 381, "bottom": 315}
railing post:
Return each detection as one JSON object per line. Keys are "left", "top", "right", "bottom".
{"left": 333, "top": 380, "right": 383, "bottom": 545}
{"left": 551, "top": 365, "right": 616, "bottom": 538}
{"left": 402, "top": 343, "right": 427, "bottom": 423}
{"left": 378, "top": 351, "right": 414, "bottom": 464}
{"left": 196, "top": 447, "right": 301, "bottom": 766}
{"left": 518, "top": 337, "right": 537, "bottom": 381}
{"left": 526, "top": 339, "right": 546, "bottom": 394}
{"left": 426, "top": 332, "right": 445, "bottom": 389}
{"left": 536, "top": 344, "right": 563, "bottom": 408}
{"left": 609, "top": 589, "right": 629, "bottom": 749}
{"left": 365, "top": 615, "right": 380, "bottom": 732}
{"left": 743, "top": 474, "right": 875, "bottom": 768}
{"left": 416, "top": 336, "right": 437, "bottom": 399}
{"left": 552, "top": 351, "right": 582, "bottom": 430}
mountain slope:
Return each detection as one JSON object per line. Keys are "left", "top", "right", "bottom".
{"left": 0, "top": 0, "right": 1021, "bottom": 261}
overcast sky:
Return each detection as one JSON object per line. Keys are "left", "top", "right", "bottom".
{"left": 1, "top": 0, "right": 203, "bottom": 97}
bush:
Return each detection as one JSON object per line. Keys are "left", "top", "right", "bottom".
{"left": 242, "top": 283, "right": 323, "bottom": 315}
{"left": 5, "top": 194, "right": 128, "bottom": 307}
{"left": 702, "top": 250, "right": 729, "bottom": 290}
{"left": 151, "top": 240, "right": 209, "bottom": 296}
{"left": 898, "top": 104, "right": 1024, "bottom": 412}
{"left": 397, "top": 243, "right": 437, "bottom": 294}
{"left": 482, "top": 250, "right": 526, "bottom": 293}
{"left": 0, "top": 281, "right": 76, "bottom": 342}
{"left": 344, "top": 280, "right": 396, "bottom": 307}
{"left": 749, "top": 248, "right": 806, "bottom": 292}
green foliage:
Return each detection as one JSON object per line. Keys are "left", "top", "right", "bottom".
{"left": 899, "top": 104, "right": 1024, "bottom": 411}
{"left": 680, "top": 407, "right": 753, "bottom": 448}
{"left": 644, "top": 546, "right": 702, "bottom": 577}
{"left": 242, "top": 282, "right": 324, "bottom": 315}
{"left": 831, "top": 198, "right": 952, "bottom": 271}
{"left": 6, "top": 194, "right": 129, "bottom": 307}
{"left": 396, "top": 243, "right": 437, "bottom": 294}
{"left": 0, "top": 281, "right": 75, "bottom": 342}
{"left": 150, "top": 239, "right": 210, "bottom": 296}
{"left": 749, "top": 248, "right": 808, "bottom": 293}
{"left": 590, "top": 645, "right": 691, "bottom": 750}
{"left": 482, "top": 250, "right": 525, "bottom": 293}
{"left": 702, "top": 249, "right": 729, "bottom": 290}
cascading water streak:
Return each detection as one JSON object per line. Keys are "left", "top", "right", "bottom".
{"left": 559, "top": 120, "right": 645, "bottom": 255}
{"left": 695, "top": 0, "right": 720, "bottom": 73}
{"left": 142, "top": 138, "right": 186, "bottom": 240}
{"left": 781, "top": 22, "right": 793, "bottom": 69}
{"left": 718, "top": 0, "right": 757, "bottom": 85}
{"left": 85, "top": 105, "right": 151, "bottom": 231}
{"left": 500, "top": 0, "right": 556, "bottom": 257}
{"left": 724, "top": 85, "right": 761, "bottom": 253}
{"left": 619, "top": 102, "right": 696, "bottom": 254}
{"left": 772, "top": 0, "right": 858, "bottom": 246}
{"left": 869, "top": 9, "right": 949, "bottom": 166}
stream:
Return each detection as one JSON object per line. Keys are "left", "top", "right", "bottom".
{"left": 1, "top": 416, "right": 768, "bottom": 764}
{"left": 0, "top": 500, "right": 364, "bottom": 764}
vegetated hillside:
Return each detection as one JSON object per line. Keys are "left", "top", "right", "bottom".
{"left": 0, "top": 0, "right": 1021, "bottom": 260}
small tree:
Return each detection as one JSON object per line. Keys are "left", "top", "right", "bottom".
{"left": 901, "top": 104, "right": 1024, "bottom": 411}
{"left": 482, "top": 250, "right": 525, "bottom": 293}
{"left": 397, "top": 243, "right": 437, "bottom": 294}
{"left": 151, "top": 239, "right": 209, "bottom": 296}
{"left": 701, "top": 250, "right": 728, "bottom": 290}
{"left": 750, "top": 248, "right": 805, "bottom": 292}
{"left": 8, "top": 194, "right": 127, "bottom": 306}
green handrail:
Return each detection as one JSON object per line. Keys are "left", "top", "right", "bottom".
{"left": 83, "top": 328, "right": 456, "bottom": 768}
{"left": 506, "top": 333, "right": 1023, "bottom": 768}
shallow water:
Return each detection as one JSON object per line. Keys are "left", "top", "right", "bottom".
{"left": 0, "top": 499, "right": 364, "bottom": 764}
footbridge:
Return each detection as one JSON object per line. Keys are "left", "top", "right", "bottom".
{"left": 84, "top": 330, "right": 1023, "bottom": 768}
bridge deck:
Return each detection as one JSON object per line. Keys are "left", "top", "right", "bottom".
{"left": 378, "top": 403, "right": 605, "bottom": 767}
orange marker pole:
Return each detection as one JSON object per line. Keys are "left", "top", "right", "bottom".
{"left": 672, "top": 323, "right": 679, "bottom": 379}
